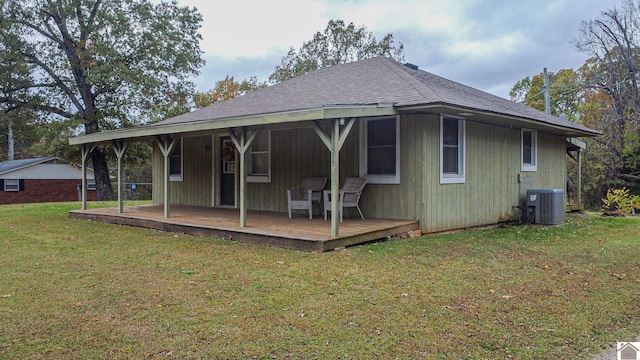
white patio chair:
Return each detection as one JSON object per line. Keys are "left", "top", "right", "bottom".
{"left": 323, "top": 177, "right": 368, "bottom": 222}
{"left": 287, "top": 177, "right": 327, "bottom": 219}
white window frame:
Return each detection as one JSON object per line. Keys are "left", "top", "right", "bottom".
{"left": 521, "top": 129, "right": 538, "bottom": 172}
{"left": 87, "top": 179, "right": 96, "bottom": 190}
{"left": 169, "top": 138, "right": 183, "bottom": 182}
{"left": 359, "top": 115, "right": 401, "bottom": 184}
{"left": 247, "top": 130, "right": 271, "bottom": 183}
{"left": 4, "top": 179, "right": 19, "bottom": 191}
{"left": 440, "top": 115, "right": 466, "bottom": 184}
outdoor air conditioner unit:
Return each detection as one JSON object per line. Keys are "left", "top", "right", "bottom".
{"left": 525, "top": 189, "right": 565, "bottom": 225}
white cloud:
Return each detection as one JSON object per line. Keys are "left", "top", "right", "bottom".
{"left": 446, "top": 32, "right": 525, "bottom": 59}
{"left": 177, "top": 0, "right": 328, "bottom": 57}
{"left": 171, "top": 0, "right": 625, "bottom": 97}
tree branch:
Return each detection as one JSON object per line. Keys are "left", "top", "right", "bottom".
{"left": 0, "top": 95, "right": 75, "bottom": 119}
{"left": 21, "top": 50, "right": 85, "bottom": 113}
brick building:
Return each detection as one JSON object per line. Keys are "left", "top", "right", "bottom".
{"left": 0, "top": 157, "right": 96, "bottom": 204}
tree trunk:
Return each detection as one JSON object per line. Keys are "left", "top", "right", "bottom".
{"left": 91, "top": 147, "right": 113, "bottom": 201}
{"left": 83, "top": 94, "right": 113, "bottom": 200}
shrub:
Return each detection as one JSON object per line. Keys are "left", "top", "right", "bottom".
{"left": 602, "top": 187, "right": 634, "bottom": 215}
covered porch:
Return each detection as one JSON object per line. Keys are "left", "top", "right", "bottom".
{"left": 71, "top": 106, "right": 399, "bottom": 245}
{"left": 69, "top": 204, "right": 420, "bottom": 252}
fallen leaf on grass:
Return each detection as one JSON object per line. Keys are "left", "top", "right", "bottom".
{"left": 501, "top": 295, "right": 513, "bottom": 299}
{"left": 2, "top": 294, "right": 11, "bottom": 298}
{"left": 609, "top": 271, "right": 626, "bottom": 280}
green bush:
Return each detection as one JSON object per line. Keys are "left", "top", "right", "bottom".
{"left": 602, "top": 187, "right": 639, "bottom": 215}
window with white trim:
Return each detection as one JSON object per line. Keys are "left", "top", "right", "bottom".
{"left": 359, "top": 116, "right": 400, "bottom": 184}
{"left": 87, "top": 179, "right": 96, "bottom": 190}
{"left": 521, "top": 129, "right": 537, "bottom": 172}
{"left": 169, "top": 138, "right": 183, "bottom": 181}
{"left": 247, "top": 130, "right": 271, "bottom": 183}
{"left": 4, "top": 179, "right": 19, "bottom": 191}
{"left": 440, "top": 115, "right": 466, "bottom": 184}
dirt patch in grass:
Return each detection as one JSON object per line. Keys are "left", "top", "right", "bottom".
{"left": 0, "top": 202, "right": 639, "bottom": 359}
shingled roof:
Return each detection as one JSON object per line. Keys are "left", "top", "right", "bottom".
{"left": 69, "top": 56, "right": 598, "bottom": 146}
{"left": 0, "top": 157, "right": 56, "bottom": 175}
{"left": 152, "top": 56, "right": 598, "bottom": 136}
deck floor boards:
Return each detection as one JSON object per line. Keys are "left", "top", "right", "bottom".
{"left": 69, "top": 204, "right": 420, "bottom": 252}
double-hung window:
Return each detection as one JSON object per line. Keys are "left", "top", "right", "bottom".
{"left": 440, "top": 115, "right": 466, "bottom": 184}
{"left": 169, "top": 138, "right": 183, "bottom": 181}
{"left": 359, "top": 116, "right": 400, "bottom": 184}
{"left": 247, "top": 130, "right": 271, "bottom": 183}
{"left": 521, "top": 129, "right": 537, "bottom": 172}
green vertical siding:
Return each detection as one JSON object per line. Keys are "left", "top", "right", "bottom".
{"left": 247, "top": 127, "right": 333, "bottom": 212}
{"left": 152, "top": 135, "right": 212, "bottom": 206}
{"left": 353, "top": 113, "right": 565, "bottom": 233}
{"left": 416, "top": 116, "right": 566, "bottom": 233}
{"left": 150, "top": 115, "right": 567, "bottom": 234}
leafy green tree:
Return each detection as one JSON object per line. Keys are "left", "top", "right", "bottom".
{"left": 269, "top": 19, "right": 405, "bottom": 83}
{"left": 0, "top": 0, "right": 204, "bottom": 200}
{"left": 194, "top": 76, "right": 267, "bottom": 109}
{"left": 509, "top": 69, "right": 582, "bottom": 122}
{"left": 0, "top": 17, "right": 38, "bottom": 160}
{"left": 572, "top": 0, "right": 640, "bottom": 202}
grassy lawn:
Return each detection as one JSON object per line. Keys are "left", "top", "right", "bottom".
{"left": 0, "top": 202, "right": 639, "bottom": 359}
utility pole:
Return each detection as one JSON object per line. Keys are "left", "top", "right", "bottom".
{"left": 543, "top": 68, "right": 551, "bottom": 114}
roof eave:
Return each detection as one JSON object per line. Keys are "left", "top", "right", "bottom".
{"left": 0, "top": 157, "right": 57, "bottom": 176}
{"left": 398, "top": 103, "right": 601, "bottom": 138}
{"left": 68, "top": 104, "right": 397, "bottom": 146}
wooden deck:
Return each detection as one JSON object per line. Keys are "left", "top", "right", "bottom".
{"left": 69, "top": 204, "right": 420, "bottom": 252}
{"left": 566, "top": 204, "right": 585, "bottom": 212}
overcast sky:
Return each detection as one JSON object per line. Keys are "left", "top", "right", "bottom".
{"left": 174, "top": 0, "right": 623, "bottom": 99}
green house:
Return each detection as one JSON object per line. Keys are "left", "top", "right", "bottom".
{"left": 69, "top": 56, "right": 599, "bottom": 250}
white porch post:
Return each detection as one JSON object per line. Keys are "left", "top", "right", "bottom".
{"left": 312, "top": 118, "right": 356, "bottom": 238}
{"left": 157, "top": 136, "right": 177, "bottom": 218}
{"left": 112, "top": 140, "right": 128, "bottom": 214}
{"left": 80, "top": 144, "right": 94, "bottom": 210}
{"left": 228, "top": 127, "right": 259, "bottom": 228}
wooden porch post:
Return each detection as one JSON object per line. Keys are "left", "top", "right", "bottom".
{"left": 80, "top": 144, "right": 94, "bottom": 210}
{"left": 228, "top": 127, "right": 259, "bottom": 228}
{"left": 577, "top": 147, "right": 582, "bottom": 205}
{"left": 313, "top": 118, "right": 356, "bottom": 238}
{"left": 330, "top": 119, "right": 340, "bottom": 237}
{"left": 112, "top": 140, "right": 128, "bottom": 214}
{"left": 157, "top": 136, "right": 177, "bottom": 218}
